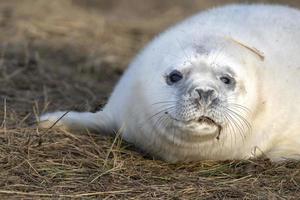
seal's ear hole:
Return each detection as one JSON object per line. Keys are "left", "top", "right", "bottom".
{"left": 166, "top": 70, "right": 183, "bottom": 85}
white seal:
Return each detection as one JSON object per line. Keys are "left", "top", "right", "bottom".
{"left": 40, "top": 4, "right": 300, "bottom": 162}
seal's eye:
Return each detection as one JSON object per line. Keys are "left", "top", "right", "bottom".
{"left": 167, "top": 70, "right": 183, "bottom": 84}
{"left": 220, "top": 76, "right": 234, "bottom": 85}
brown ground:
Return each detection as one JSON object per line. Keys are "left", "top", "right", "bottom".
{"left": 0, "top": 0, "right": 299, "bottom": 199}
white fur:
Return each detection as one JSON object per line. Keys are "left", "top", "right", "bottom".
{"left": 40, "top": 4, "right": 300, "bottom": 162}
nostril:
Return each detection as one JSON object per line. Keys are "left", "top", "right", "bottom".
{"left": 195, "top": 88, "right": 216, "bottom": 102}
{"left": 196, "top": 89, "right": 204, "bottom": 99}
{"left": 206, "top": 89, "right": 215, "bottom": 97}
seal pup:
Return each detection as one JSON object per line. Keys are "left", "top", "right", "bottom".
{"left": 40, "top": 4, "right": 300, "bottom": 162}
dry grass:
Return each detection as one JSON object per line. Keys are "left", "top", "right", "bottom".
{"left": 1, "top": 126, "right": 299, "bottom": 199}
{"left": 0, "top": 0, "right": 300, "bottom": 199}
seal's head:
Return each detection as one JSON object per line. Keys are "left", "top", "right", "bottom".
{"left": 145, "top": 36, "right": 263, "bottom": 145}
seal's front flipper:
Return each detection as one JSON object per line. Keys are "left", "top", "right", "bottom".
{"left": 39, "top": 111, "right": 113, "bottom": 134}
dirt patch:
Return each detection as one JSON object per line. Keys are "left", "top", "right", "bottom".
{"left": 0, "top": 0, "right": 299, "bottom": 199}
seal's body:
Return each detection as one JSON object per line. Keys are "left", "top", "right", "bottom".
{"left": 41, "top": 4, "right": 300, "bottom": 162}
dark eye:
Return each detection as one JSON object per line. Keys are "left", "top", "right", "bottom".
{"left": 167, "top": 70, "right": 183, "bottom": 84}
{"left": 220, "top": 76, "right": 233, "bottom": 85}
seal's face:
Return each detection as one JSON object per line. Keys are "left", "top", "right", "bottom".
{"left": 164, "top": 60, "right": 240, "bottom": 140}
{"left": 165, "top": 64, "right": 234, "bottom": 138}
{"left": 147, "top": 40, "right": 258, "bottom": 144}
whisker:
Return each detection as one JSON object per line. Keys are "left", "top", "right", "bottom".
{"left": 151, "top": 101, "right": 178, "bottom": 106}
{"left": 226, "top": 107, "right": 252, "bottom": 133}
{"left": 147, "top": 106, "right": 176, "bottom": 121}
{"left": 221, "top": 111, "right": 236, "bottom": 145}
{"left": 227, "top": 103, "right": 251, "bottom": 114}
{"left": 224, "top": 111, "right": 243, "bottom": 143}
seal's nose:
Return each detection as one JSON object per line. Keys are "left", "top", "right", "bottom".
{"left": 195, "top": 88, "right": 217, "bottom": 103}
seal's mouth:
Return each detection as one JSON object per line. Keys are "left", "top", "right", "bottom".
{"left": 198, "top": 116, "right": 222, "bottom": 140}
{"left": 172, "top": 115, "right": 222, "bottom": 140}
{"left": 198, "top": 116, "right": 216, "bottom": 125}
